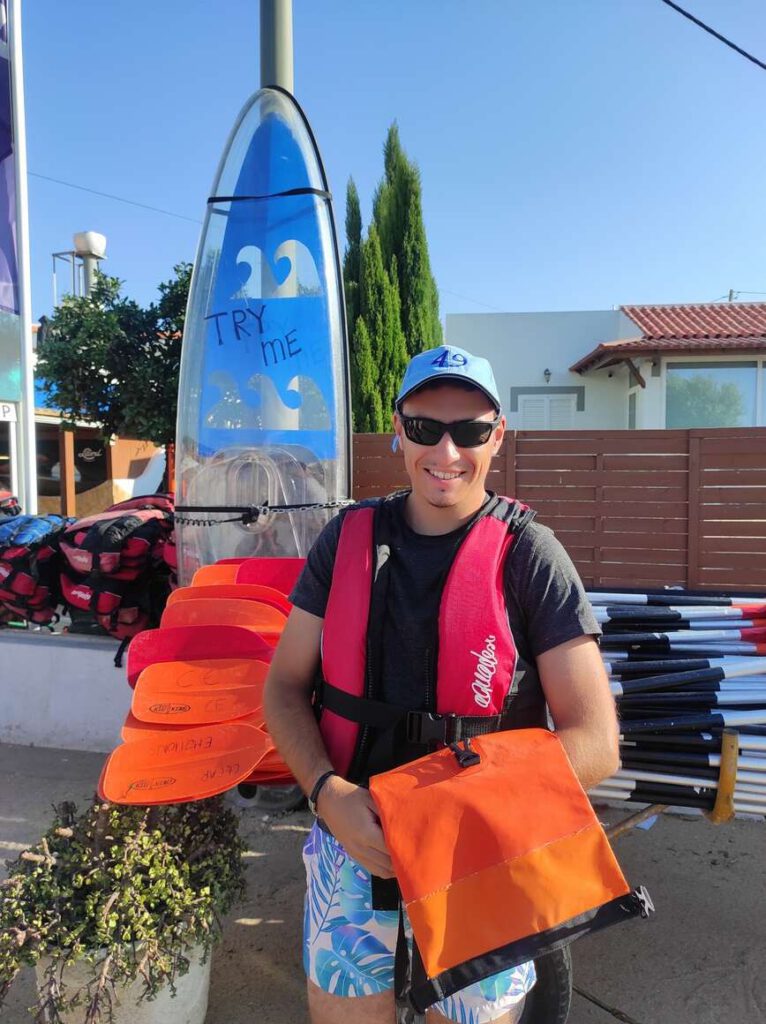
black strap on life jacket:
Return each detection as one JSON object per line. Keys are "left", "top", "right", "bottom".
{"left": 320, "top": 683, "right": 506, "bottom": 745}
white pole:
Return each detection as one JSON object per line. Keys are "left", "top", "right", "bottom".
{"left": 8, "top": 415, "right": 18, "bottom": 495}
{"left": 9, "top": 0, "right": 36, "bottom": 513}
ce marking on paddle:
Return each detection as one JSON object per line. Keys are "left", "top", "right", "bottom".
{"left": 176, "top": 668, "right": 222, "bottom": 689}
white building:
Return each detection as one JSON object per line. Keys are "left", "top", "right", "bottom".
{"left": 446, "top": 302, "right": 766, "bottom": 431}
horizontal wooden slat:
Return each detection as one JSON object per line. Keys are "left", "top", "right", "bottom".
{"left": 602, "top": 486, "right": 688, "bottom": 502}
{"left": 530, "top": 500, "right": 689, "bottom": 517}
{"left": 516, "top": 436, "right": 689, "bottom": 456}
{"left": 697, "top": 551, "right": 766, "bottom": 572}
{"left": 515, "top": 469, "right": 686, "bottom": 489}
{"left": 698, "top": 488, "right": 766, "bottom": 504}
{"left": 514, "top": 453, "right": 598, "bottom": 470}
{"left": 698, "top": 469, "right": 766, "bottom": 486}
{"left": 517, "top": 487, "right": 598, "bottom": 502}
{"left": 698, "top": 567, "right": 766, "bottom": 586}
{"left": 599, "top": 519, "right": 688, "bottom": 536}
{"left": 700, "top": 538, "right": 766, "bottom": 557}
{"left": 588, "top": 534, "right": 688, "bottom": 551}
{"left": 696, "top": 524, "right": 766, "bottom": 540}
{"left": 602, "top": 454, "right": 689, "bottom": 471}
{"left": 533, "top": 515, "right": 597, "bottom": 532}
{"left": 584, "top": 563, "right": 686, "bottom": 584}
{"left": 598, "top": 548, "right": 686, "bottom": 566}
{"left": 699, "top": 433, "right": 766, "bottom": 455}
{"left": 697, "top": 504, "right": 766, "bottom": 521}
{"left": 700, "top": 453, "right": 766, "bottom": 470}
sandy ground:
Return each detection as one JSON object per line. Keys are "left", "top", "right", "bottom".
{"left": 1, "top": 742, "right": 764, "bottom": 1024}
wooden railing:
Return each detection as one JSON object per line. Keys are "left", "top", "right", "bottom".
{"left": 353, "top": 428, "right": 766, "bottom": 593}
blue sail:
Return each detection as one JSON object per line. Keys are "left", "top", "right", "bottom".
{"left": 176, "top": 88, "right": 350, "bottom": 581}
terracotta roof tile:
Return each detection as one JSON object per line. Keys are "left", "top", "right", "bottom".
{"left": 621, "top": 302, "right": 766, "bottom": 340}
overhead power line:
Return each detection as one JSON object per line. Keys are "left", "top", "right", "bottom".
{"left": 30, "top": 172, "right": 202, "bottom": 224}
{"left": 440, "top": 287, "right": 508, "bottom": 313}
{"left": 659, "top": 0, "right": 766, "bottom": 72}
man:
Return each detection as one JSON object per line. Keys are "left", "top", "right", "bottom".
{"left": 264, "top": 344, "right": 619, "bottom": 1024}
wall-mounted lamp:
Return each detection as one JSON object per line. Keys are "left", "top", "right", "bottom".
{"left": 543, "top": 368, "right": 551, "bottom": 384}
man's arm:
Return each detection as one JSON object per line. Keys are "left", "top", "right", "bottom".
{"left": 263, "top": 606, "right": 394, "bottom": 878}
{"left": 537, "top": 634, "right": 619, "bottom": 790}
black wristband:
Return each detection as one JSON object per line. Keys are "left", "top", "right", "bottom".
{"left": 308, "top": 770, "right": 338, "bottom": 815}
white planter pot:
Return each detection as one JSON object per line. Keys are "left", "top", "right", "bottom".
{"left": 34, "top": 945, "right": 211, "bottom": 1024}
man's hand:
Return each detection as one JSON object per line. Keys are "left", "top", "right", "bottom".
{"left": 316, "top": 776, "right": 394, "bottom": 879}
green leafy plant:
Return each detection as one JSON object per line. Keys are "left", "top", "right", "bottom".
{"left": 36, "top": 264, "right": 192, "bottom": 448}
{"left": 0, "top": 797, "right": 245, "bottom": 1023}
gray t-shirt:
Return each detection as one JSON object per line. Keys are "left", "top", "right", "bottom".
{"left": 290, "top": 493, "right": 600, "bottom": 713}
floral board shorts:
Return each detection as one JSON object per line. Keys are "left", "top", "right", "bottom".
{"left": 302, "top": 822, "right": 536, "bottom": 1024}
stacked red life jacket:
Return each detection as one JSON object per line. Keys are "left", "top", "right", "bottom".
{"left": 60, "top": 495, "right": 174, "bottom": 638}
{"left": 0, "top": 492, "right": 21, "bottom": 518}
{"left": 0, "top": 514, "right": 72, "bottom": 624}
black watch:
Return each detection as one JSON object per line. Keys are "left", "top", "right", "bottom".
{"left": 308, "top": 770, "right": 338, "bottom": 816}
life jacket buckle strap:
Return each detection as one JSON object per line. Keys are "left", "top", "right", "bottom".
{"left": 450, "top": 738, "right": 481, "bottom": 768}
{"left": 406, "top": 711, "right": 455, "bottom": 745}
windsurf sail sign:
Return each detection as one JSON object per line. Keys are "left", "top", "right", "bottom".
{"left": 176, "top": 87, "right": 351, "bottom": 582}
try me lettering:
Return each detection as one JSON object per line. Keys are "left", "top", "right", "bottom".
{"left": 205, "top": 303, "right": 303, "bottom": 367}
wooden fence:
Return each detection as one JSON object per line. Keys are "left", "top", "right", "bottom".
{"left": 352, "top": 428, "right": 766, "bottom": 593}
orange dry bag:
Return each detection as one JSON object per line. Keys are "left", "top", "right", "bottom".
{"left": 369, "top": 728, "right": 653, "bottom": 1014}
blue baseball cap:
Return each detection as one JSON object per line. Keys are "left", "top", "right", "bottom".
{"left": 392, "top": 345, "right": 502, "bottom": 451}
{"left": 395, "top": 345, "right": 501, "bottom": 412}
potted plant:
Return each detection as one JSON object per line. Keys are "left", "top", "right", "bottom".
{"left": 0, "top": 796, "right": 246, "bottom": 1023}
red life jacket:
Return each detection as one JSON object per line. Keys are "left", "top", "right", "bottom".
{"left": 318, "top": 494, "right": 543, "bottom": 782}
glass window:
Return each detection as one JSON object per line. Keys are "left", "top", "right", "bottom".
{"left": 628, "top": 391, "right": 637, "bottom": 430}
{"left": 665, "top": 361, "right": 757, "bottom": 428}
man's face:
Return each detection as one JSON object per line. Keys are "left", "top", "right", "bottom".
{"left": 392, "top": 383, "right": 505, "bottom": 511}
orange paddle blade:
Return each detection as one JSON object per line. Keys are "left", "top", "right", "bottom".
{"left": 160, "top": 596, "right": 287, "bottom": 633}
{"left": 166, "top": 583, "right": 292, "bottom": 615}
{"left": 121, "top": 708, "right": 264, "bottom": 742}
{"left": 191, "top": 564, "right": 240, "bottom": 586}
{"left": 102, "top": 721, "right": 273, "bottom": 804}
{"left": 126, "top": 625, "right": 273, "bottom": 688}
{"left": 132, "top": 659, "right": 268, "bottom": 725}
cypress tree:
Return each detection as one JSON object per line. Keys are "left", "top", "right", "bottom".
{"left": 343, "top": 177, "right": 362, "bottom": 333}
{"left": 351, "top": 317, "right": 384, "bottom": 433}
{"left": 372, "top": 123, "right": 442, "bottom": 356}
{"left": 359, "top": 225, "right": 408, "bottom": 426}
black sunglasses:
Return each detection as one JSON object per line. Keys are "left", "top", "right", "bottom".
{"left": 399, "top": 413, "right": 501, "bottom": 448}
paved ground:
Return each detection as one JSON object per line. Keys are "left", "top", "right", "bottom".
{"left": 1, "top": 742, "right": 764, "bottom": 1024}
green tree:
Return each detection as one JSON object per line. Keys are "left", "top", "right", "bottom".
{"left": 358, "top": 225, "right": 408, "bottom": 428}
{"left": 372, "top": 123, "right": 442, "bottom": 356}
{"left": 36, "top": 264, "right": 192, "bottom": 448}
{"left": 343, "top": 177, "right": 362, "bottom": 333}
{"left": 666, "top": 374, "right": 746, "bottom": 428}
{"left": 351, "top": 318, "right": 384, "bottom": 433}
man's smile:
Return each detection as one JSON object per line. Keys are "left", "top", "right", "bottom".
{"left": 425, "top": 468, "right": 464, "bottom": 481}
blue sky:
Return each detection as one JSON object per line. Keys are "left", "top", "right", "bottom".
{"left": 23, "top": 0, "right": 766, "bottom": 321}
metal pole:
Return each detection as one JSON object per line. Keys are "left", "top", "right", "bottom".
{"left": 9, "top": 0, "right": 37, "bottom": 513}
{"left": 260, "top": 0, "right": 294, "bottom": 91}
